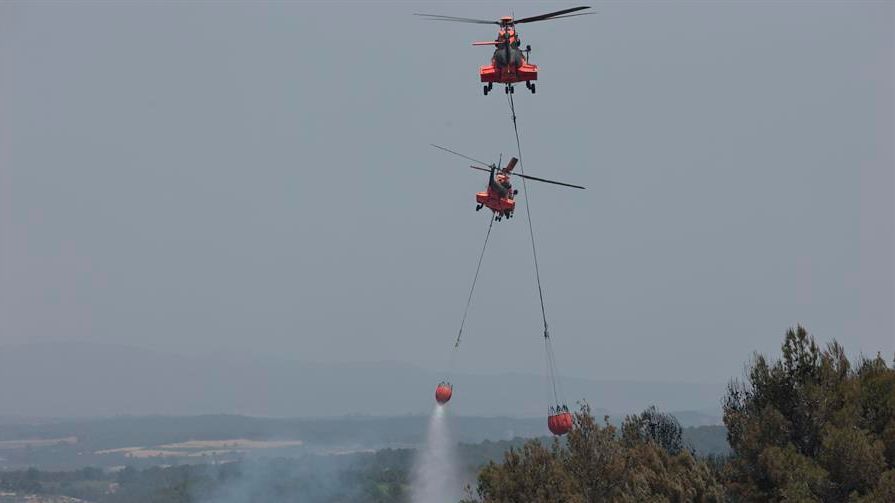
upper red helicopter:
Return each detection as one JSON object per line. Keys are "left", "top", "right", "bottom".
{"left": 416, "top": 6, "right": 592, "bottom": 95}
{"left": 432, "top": 145, "right": 585, "bottom": 221}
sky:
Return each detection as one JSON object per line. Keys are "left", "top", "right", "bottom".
{"left": 1, "top": 1, "right": 892, "bottom": 386}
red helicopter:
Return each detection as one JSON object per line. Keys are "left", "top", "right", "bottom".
{"left": 416, "top": 6, "right": 592, "bottom": 95}
{"left": 432, "top": 145, "right": 585, "bottom": 221}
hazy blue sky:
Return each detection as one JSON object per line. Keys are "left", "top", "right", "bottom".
{"left": 1, "top": 1, "right": 892, "bottom": 385}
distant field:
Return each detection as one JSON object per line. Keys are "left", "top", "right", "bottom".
{"left": 157, "top": 439, "right": 304, "bottom": 450}
{"left": 93, "top": 439, "right": 305, "bottom": 459}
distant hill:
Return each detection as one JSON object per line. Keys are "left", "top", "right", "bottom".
{"left": 0, "top": 414, "right": 730, "bottom": 470}
{"left": 0, "top": 414, "right": 552, "bottom": 451}
{"left": 0, "top": 342, "right": 723, "bottom": 419}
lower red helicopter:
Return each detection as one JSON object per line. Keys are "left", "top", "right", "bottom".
{"left": 432, "top": 145, "right": 585, "bottom": 221}
{"left": 416, "top": 6, "right": 592, "bottom": 95}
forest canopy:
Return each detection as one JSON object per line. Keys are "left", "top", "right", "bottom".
{"left": 465, "top": 326, "right": 895, "bottom": 503}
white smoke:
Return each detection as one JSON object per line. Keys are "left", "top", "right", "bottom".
{"left": 411, "top": 404, "right": 463, "bottom": 503}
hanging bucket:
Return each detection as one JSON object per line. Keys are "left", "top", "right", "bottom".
{"left": 547, "top": 408, "right": 573, "bottom": 435}
{"left": 435, "top": 381, "right": 453, "bottom": 404}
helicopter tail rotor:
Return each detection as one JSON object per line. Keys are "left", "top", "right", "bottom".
{"left": 504, "top": 157, "right": 518, "bottom": 173}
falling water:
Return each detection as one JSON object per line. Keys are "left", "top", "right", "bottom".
{"left": 411, "top": 404, "right": 462, "bottom": 503}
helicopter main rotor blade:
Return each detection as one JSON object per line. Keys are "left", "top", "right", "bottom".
{"left": 431, "top": 144, "right": 493, "bottom": 168}
{"left": 511, "top": 172, "right": 585, "bottom": 189}
{"left": 529, "top": 12, "right": 595, "bottom": 22}
{"left": 470, "top": 165, "right": 583, "bottom": 189}
{"left": 514, "top": 6, "right": 591, "bottom": 24}
{"left": 414, "top": 13, "right": 498, "bottom": 25}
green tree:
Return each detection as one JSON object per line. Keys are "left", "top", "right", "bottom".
{"left": 466, "top": 404, "right": 724, "bottom": 502}
{"left": 723, "top": 326, "right": 895, "bottom": 501}
{"left": 622, "top": 405, "right": 689, "bottom": 455}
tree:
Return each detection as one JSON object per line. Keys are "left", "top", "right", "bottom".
{"left": 473, "top": 441, "right": 581, "bottom": 503}
{"left": 723, "top": 326, "right": 895, "bottom": 501}
{"left": 465, "top": 404, "right": 724, "bottom": 502}
{"left": 621, "top": 405, "right": 689, "bottom": 455}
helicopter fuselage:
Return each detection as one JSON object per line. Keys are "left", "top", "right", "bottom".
{"left": 480, "top": 25, "right": 538, "bottom": 93}
{"left": 476, "top": 170, "right": 516, "bottom": 220}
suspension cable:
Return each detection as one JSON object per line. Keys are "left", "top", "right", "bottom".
{"left": 507, "top": 92, "right": 549, "bottom": 336}
{"left": 453, "top": 213, "right": 496, "bottom": 350}
{"left": 507, "top": 90, "right": 564, "bottom": 407}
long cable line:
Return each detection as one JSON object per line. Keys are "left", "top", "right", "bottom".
{"left": 443, "top": 212, "right": 496, "bottom": 387}
{"left": 454, "top": 214, "right": 496, "bottom": 350}
{"left": 507, "top": 92, "right": 549, "bottom": 336}
{"left": 507, "top": 91, "right": 565, "bottom": 407}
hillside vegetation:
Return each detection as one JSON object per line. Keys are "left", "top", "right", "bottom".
{"left": 1, "top": 327, "right": 891, "bottom": 502}
{"left": 464, "top": 327, "right": 895, "bottom": 502}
